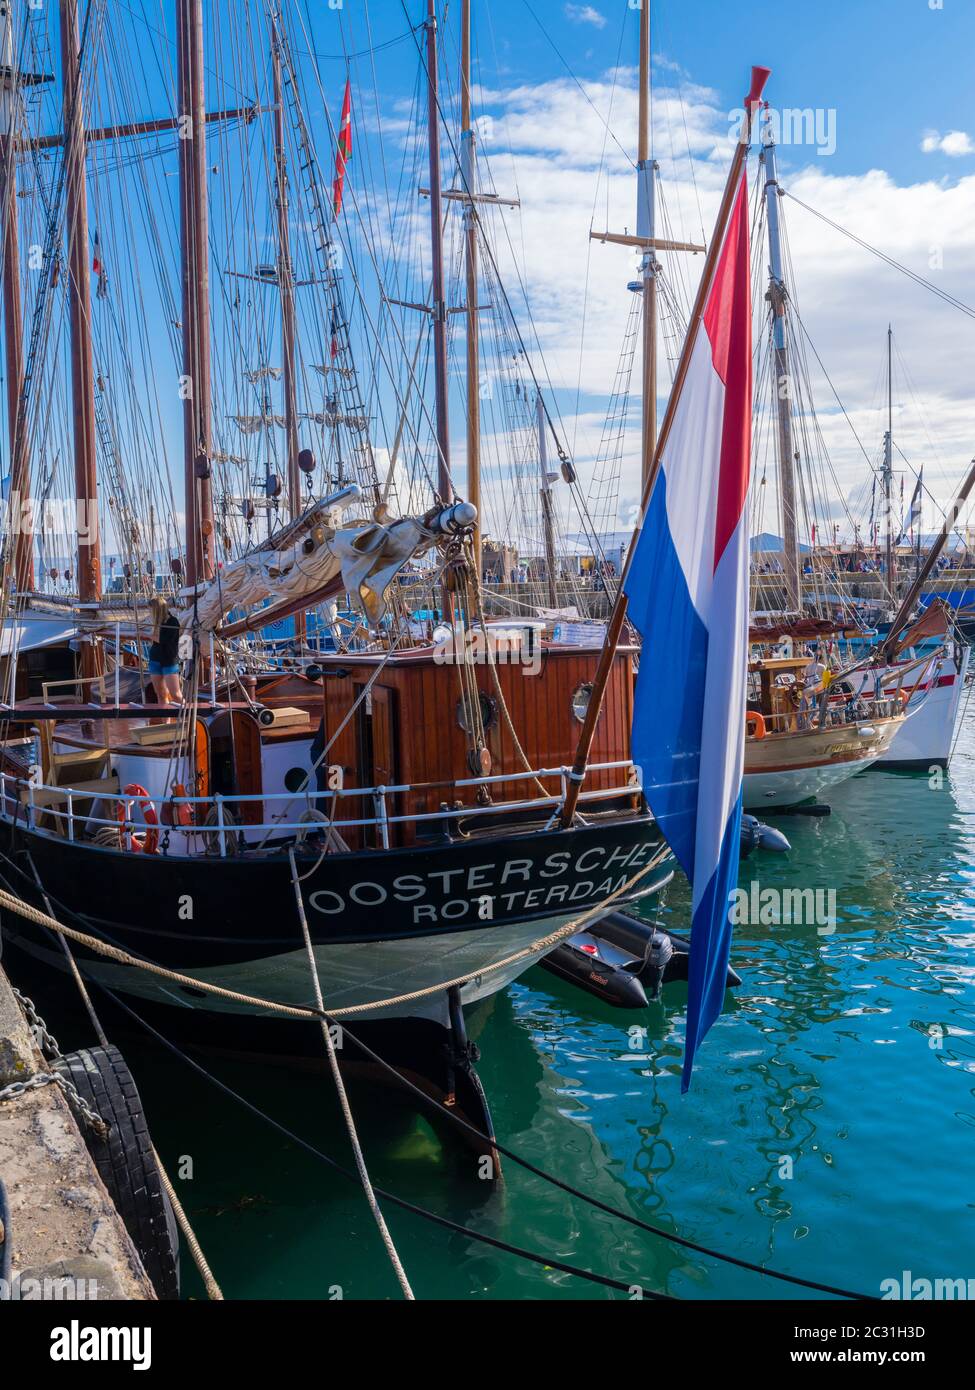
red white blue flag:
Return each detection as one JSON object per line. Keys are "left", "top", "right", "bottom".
{"left": 623, "top": 174, "right": 753, "bottom": 1090}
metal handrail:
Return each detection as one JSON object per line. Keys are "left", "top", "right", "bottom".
{"left": 747, "top": 689, "right": 904, "bottom": 735}
{"left": 4, "top": 759, "right": 636, "bottom": 807}
{"left": 0, "top": 761, "right": 643, "bottom": 849}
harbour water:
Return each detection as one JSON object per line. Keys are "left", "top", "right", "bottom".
{"left": 17, "top": 697, "right": 975, "bottom": 1301}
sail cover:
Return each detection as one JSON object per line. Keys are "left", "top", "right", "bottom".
{"left": 186, "top": 498, "right": 443, "bottom": 632}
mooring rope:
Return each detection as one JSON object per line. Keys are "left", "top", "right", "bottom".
{"left": 288, "top": 849, "right": 415, "bottom": 1301}
{"left": 0, "top": 851, "right": 667, "bottom": 1020}
{"left": 100, "top": 984, "right": 674, "bottom": 1300}
{"left": 26, "top": 852, "right": 109, "bottom": 1049}
{"left": 152, "top": 1146, "right": 223, "bottom": 1302}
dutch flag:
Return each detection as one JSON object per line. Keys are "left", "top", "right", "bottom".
{"left": 624, "top": 173, "right": 753, "bottom": 1091}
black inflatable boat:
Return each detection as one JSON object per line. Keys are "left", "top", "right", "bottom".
{"left": 538, "top": 909, "right": 742, "bottom": 1010}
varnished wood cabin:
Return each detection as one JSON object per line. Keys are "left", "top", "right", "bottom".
{"left": 300, "top": 644, "right": 637, "bottom": 849}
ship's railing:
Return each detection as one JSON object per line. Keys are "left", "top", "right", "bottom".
{"left": 750, "top": 692, "right": 905, "bottom": 736}
{"left": 0, "top": 760, "right": 643, "bottom": 857}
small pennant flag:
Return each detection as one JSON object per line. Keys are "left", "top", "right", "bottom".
{"left": 92, "top": 230, "right": 108, "bottom": 300}
{"left": 910, "top": 468, "right": 923, "bottom": 532}
{"left": 896, "top": 468, "right": 923, "bottom": 546}
{"left": 333, "top": 79, "right": 352, "bottom": 217}
{"left": 330, "top": 311, "right": 340, "bottom": 360}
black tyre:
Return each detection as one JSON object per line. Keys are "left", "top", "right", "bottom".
{"left": 54, "top": 1046, "right": 180, "bottom": 1300}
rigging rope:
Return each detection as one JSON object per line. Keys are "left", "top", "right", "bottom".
{"left": 288, "top": 847, "right": 415, "bottom": 1300}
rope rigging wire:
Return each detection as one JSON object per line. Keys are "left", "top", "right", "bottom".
{"left": 782, "top": 187, "right": 975, "bottom": 323}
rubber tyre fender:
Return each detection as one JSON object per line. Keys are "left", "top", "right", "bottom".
{"left": 54, "top": 1046, "right": 180, "bottom": 1300}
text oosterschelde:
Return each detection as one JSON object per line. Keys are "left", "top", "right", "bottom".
{"left": 307, "top": 840, "right": 658, "bottom": 924}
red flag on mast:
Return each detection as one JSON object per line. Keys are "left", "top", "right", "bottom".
{"left": 333, "top": 80, "right": 352, "bottom": 217}
{"left": 92, "top": 230, "right": 108, "bottom": 300}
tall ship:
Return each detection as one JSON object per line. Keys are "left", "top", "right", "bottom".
{"left": 0, "top": 0, "right": 681, "bottom": 1130}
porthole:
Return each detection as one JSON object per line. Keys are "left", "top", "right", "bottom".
{"left": 284, "top": 766, "right": 309, "bottom": 793}
{"left": 571, "top": 682, "right": 594, "bottom": 724}
{"left": 456, "top": 692, "right": 497, "bottom": 736}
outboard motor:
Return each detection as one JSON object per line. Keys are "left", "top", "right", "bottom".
{"left": 754, "top": 820, "right": 791, "bottom": 853}
{"left": 642, "top": 931, "right": 674, "bottom": 1001}
{"left": 740, "top": 813, "right": 790, "bottom": 857}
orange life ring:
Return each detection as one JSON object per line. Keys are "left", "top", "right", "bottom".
{"left": 164, "top": 782, "right": 195, "bottom": 828}
{"left": 118, "top": 783, "right": 160, "bottom": 854}
{"left": 746, "top": 711, "right": 767, "bottom": 740}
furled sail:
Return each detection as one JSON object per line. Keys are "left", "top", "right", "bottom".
{"left": 185, "top": 490, "right": 476, "bottom": 632}
{"left": 232, "top": 414, "right": 287, "bottom": 434}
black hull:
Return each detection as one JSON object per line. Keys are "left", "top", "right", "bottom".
{"left": 0, "top": 813, "right": 667, "bottom": 1175}
{"left": 0, "top": 812, "right": 662, "bottom": 963}
{"left": 0, "top": 811, "right": 670, "bottom": 1043}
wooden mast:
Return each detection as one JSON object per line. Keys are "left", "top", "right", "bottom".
{"left": 425, "top": 0, "right": 451, "bottom": 503}
{"left": 0, "top": 0, "right": 32, "bottom": 592}
{"left": 461, "top": 0, "right": 480, "bottom": 571}
{"left": 589, "top": 3, "right": 704, "bottom": 489}
{"left": 883, "top": 325, "right": 895, "bottom": 594}
{"left": 537, "top": 391, "right": 558, "bottom": 606}
{"left": 562, "top": 66, "right": 770, "bottom": 829}
{"left": 30, "top": 104, "right": 256, "bottom": 151}
{"left": 272, "top": 22, "right": 298, "bottom": 520}
{"left": 761, "top": 126, "right": 801, "bottom": 613}
{"left": 271, "top": 18, "right": 304, "bottom": 645}
{"left": 177, "top": 0, "right": 214, "bottom": 588}
{"left": 59, "top": 0, "right": 101, "bottom": 654}
{"left": 637, "top": 0, "right": 656, "bottom": 486}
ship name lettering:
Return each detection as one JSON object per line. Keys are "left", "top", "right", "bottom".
{"left": 540, "top": 852, "right": 570, "bottom": 877}
{"left": 308, "top": 890, "right": 344, "bottom": 915}
{"left": 428, "top": 867, "right": 466, "bottom": 892}
{"left": 500, "top": 859, "right": 533, "bottom": 885}
{"left": 348, "top": 882, "right": 387, "bottom": 907}
{"left": 392, "top": 875, "right": 425, "bottom": 902}
{"left": 574, "top": 847, "right": 606, "bottom": 872}
{"left": 467, "top": 864, "right": 494, "bottom": 890}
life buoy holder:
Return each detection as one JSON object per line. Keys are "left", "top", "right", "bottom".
{"left": 118, "top": 783, "right": 160, "bottom": 854}
{"left": 746, "top": 711, "right": 767, "bottom": 740}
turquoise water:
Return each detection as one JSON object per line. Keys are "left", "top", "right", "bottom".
{"left": 23, "top": 701, "right": 975, "bottom": 1300}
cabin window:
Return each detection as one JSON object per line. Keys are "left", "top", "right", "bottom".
{"left": 456, "top": 692, "right": 497, "bottom": 736}
{"left": 284, "top": 766, "right": 309, "bottom": 793}
{"left": 571, "top": 682, "right": 594, "bottom": 724}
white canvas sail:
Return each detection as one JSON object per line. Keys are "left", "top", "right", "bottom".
{"left": 185, "top": 491, "right": 457, "bottom": 631}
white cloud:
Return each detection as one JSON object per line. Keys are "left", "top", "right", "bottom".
{"left": 564, "top": 4, "right": 607, "bottom": 29}
{"left": 921, "top": 129, "right": 974, "bottom": 157}
{"left": 460, "top": 67, "right": 975, "bottom": 536}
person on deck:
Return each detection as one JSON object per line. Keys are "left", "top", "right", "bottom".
{"left": 148, "top": 596, "right": 182, "bottom": 705}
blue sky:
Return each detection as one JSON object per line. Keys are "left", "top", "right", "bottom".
{"left": 466, "top": 0, "right": 975, "bottom": 183}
